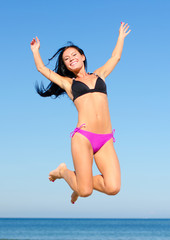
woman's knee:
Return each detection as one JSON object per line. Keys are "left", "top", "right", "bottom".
{"left": 105, "top": 182, "right": 121, "bottom": 196}
{"left": 78, "top": 186, "right": 93, "bottom": 198}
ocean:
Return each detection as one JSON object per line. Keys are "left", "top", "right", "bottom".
{"left": 0, "top": 218, "right": 170, "bottom": 240}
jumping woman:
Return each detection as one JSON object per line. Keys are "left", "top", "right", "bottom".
{"left": 30, "top": 22, "right": 131, "bottom": 204}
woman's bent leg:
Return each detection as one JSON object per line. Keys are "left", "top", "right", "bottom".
{"left": 71, "top": 132, "right": 94, "bottom": 197}
{"left": 49, "top": 132, "right": 94, "bottom": 203}
{"left": 49, "top": 135, "right": 120, "bottom": 203}
{"left": 93, "top": 138, "right": 121, "bottom": 195}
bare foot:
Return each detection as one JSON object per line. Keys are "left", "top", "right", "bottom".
{"left": 71, "top": 191, "right": 79, "bottom": 204}
{"left": 48, "top": 163, "right": 67, "bottom": 182}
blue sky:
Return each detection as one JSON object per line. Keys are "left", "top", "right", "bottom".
{"left": 0, "top": 0, "right": 170, "bottom": 218}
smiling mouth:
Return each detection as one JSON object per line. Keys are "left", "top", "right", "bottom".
{"left": 70, "top": 61, "right": 78, "bottom": 66}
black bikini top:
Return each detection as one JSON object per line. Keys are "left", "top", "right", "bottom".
{"left": 71, "top": 73, "right": 107, "bottom": 102}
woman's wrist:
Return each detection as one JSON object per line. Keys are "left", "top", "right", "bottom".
{"left": 118, "top": 34, "right": 125, "bottom": 41}
{"left": 32, "top": 48, "right": 40, "bottom": 54}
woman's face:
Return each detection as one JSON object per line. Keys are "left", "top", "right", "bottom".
{"left": 62, "top": 47, "right": 85, "bottom": 72}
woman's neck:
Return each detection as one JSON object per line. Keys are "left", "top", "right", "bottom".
{"left": 73, "top": 66, "right": 88, "bottom": 79}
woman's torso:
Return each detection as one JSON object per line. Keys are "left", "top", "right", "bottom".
{"left": 66, "top": 74, "right": 112, "bottom": 134}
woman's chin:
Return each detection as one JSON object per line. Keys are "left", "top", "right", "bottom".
{"left": 69, "top": 66, "right": 82, "bottom": 73}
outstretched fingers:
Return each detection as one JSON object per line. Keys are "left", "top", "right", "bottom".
{"left": 36, "top": 36, "right": 40, "bottom": 43}
{"left": 125, "top": 29, "right": 131, "bottom": 36}
{"left": 30, "top": 36, "right": 40, "bottom": 52}
{"left": 120, "top": 22, "right": 131, "bottom": 37}
{"left": 124, "top": 23, "right": 131, "bottom": 34}
{"left": 31, "top": 37, "right": 39, "bottom": 45}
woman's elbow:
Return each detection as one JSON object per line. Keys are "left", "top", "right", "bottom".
{"left": 37, "top": 66, "right": 43, "bottom": 72}
{"left": 116, "top": 55, "right": 121, "bottom": 61}
{"left": 111, "top": 55, "right": 121, "bottom": 63}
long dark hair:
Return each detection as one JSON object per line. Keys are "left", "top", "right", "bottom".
{"left": 35, "top": 42, "right": 87, "bottom": 98}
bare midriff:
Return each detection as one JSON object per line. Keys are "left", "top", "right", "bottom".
{"left": 74, "top": 92, "right": 112, "bottom": 134}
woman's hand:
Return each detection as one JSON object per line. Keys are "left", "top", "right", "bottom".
{"left": 119, "top": 22, "right": 131, "bottom": 39}
{"left": 30, "top": 36, "right": 40, "bottom": 52}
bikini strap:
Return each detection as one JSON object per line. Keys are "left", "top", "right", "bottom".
{"left": 87, "top": 72, "right": 98, "bottom": 77}
{"left": 93, "top": 72, "right": 98, "bottom": 76}
{"left": 112, "top": 129, "right": 116, "bottom": 142}
{"left": 70, "top": 123, "right": 86, "bottom": 137}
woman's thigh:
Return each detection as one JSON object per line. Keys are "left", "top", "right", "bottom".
{"left": 94, "top": 138, "right": 121, "bottom": 189}
{"left": 71, "top": 132, "right": 94, "bottom": 194}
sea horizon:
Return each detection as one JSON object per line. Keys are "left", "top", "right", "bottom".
{"left": 1, "top": 218, "right": 170, "bottom": 239}
{"left": 0, "top": 217, "right": 170, "bottom": 219}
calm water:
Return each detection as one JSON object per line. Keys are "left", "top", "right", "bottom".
{"left": 0, "top": 218, "right": 170, "bottom": 240}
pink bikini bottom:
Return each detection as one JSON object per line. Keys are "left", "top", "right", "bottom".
{"left": 70, "top": 124, "right": 115, "bottom": 154}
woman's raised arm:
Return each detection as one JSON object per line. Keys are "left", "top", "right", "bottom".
{"left": 95, "top": 22, "right": 131, "bottom": 79}
{"left": 30, "top": 37, "right": 69, "bottom": 89}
